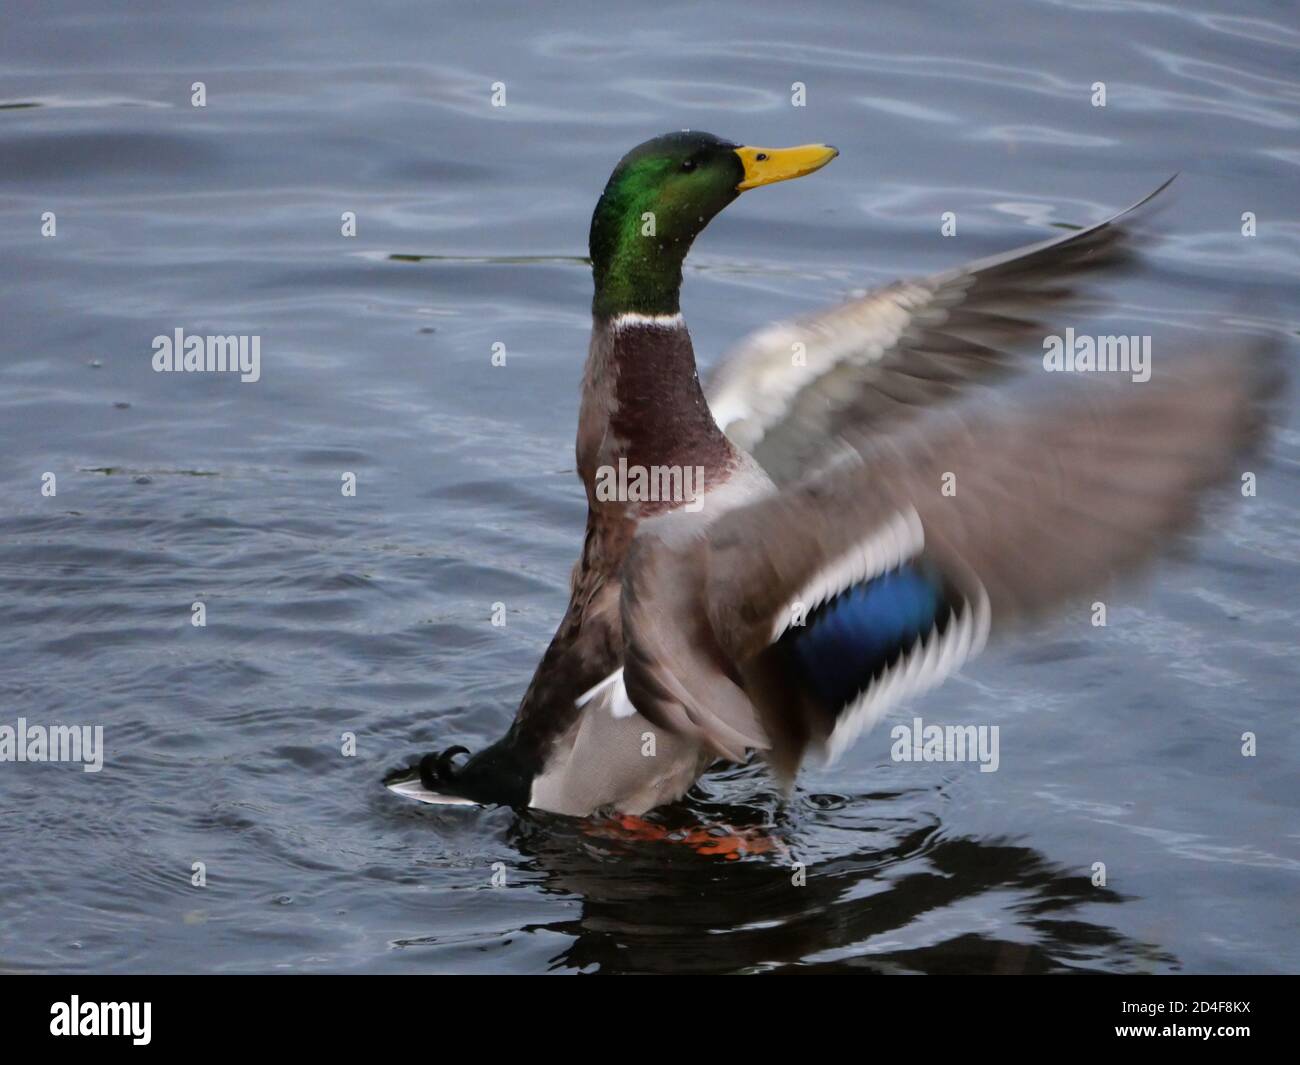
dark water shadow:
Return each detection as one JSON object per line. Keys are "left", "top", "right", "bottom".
{"left": 493, "top": 789, "right": 1176, "bottom": 975}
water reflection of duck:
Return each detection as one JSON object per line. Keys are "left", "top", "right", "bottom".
{"left": 387, "top": 131, "right": 1274, "bottom": 819}
{"left": 504, "top": 785, "right": 1177, "bottom": 975}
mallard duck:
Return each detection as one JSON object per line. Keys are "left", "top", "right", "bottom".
{"left": 386, "top": 131, "right": 1271, "bottom": 816}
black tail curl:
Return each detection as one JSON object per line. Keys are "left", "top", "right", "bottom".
{"left": 419, "top": 745, "right": 469, "bottom": 790}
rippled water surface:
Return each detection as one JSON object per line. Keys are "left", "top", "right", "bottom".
{"left": 1, "top": 0, "right": 1297, "bottom": 974}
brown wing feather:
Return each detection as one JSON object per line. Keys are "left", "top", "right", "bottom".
{"left": 706, "top": 178, "right": 1175, "bottom": 484}
{"left": 622, "top": 339, "right": 1278, "bottom": 774}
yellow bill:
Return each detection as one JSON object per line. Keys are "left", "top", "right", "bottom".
{"left": 734, "top": 144, "right": 839, "bottom": 191}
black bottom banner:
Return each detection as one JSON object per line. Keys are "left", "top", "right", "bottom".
{"left": 0, "top": 973, "right": 1285, "bottom": 1050}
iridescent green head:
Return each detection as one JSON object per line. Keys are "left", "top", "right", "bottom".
{"left": 589, "top": 131, "right": 838, "bottom": 320}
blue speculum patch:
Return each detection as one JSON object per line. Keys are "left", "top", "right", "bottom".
{"left": 785, "top": 565, "right": 944, "bottom": 712}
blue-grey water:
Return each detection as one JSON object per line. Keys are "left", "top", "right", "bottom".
{"left": 1, "top": 0, "right": 1297, "bottom": 974}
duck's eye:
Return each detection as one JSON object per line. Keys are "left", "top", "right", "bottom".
{"left": 681, "top": 159, "right": 696, "bottom": 172}
{"left": 756, "top": 153, "right": 768, "bottom": 161}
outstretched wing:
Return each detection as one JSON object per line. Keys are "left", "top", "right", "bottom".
{"left": 624, "top": 343, "right": 1276, "bottom": 778}
{"left": 706, "top": 179, "right": 1174, "bottom": 485}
